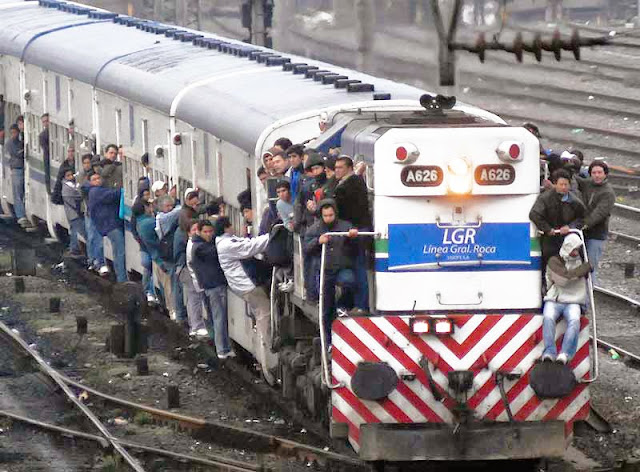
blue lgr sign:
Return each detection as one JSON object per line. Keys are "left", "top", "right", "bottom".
{"left": 387, "top": 223, "right": 531, "bottom": 270}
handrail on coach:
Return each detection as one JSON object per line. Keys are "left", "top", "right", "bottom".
{"left": 318, "top": 231, "right": 379, "bottom": 389}
{"left": 541, "top": 228, "right": 599, "bottom": 383}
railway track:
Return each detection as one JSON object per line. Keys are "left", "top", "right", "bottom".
{"left": 0, "top": 316, "right": 367, "bottom": 472}
{"left": 593, "top": 288, "right": 640, "bottom": 366}
{"left": 0, "top": 318, "right": 281, "bottom": 472}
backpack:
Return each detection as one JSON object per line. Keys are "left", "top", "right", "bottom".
{"left": 265, "top": 225, "right": 293, "bottom": 267}
{"left": 158, "top": 224, "right": 178, "bottom": 263}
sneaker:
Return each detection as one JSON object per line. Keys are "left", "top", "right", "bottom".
{"left": 146, "top": 293, "right": 157, "bottom": 304}
{"left": 17, "top": 217, "right": 28, "bottom": 227}
{"left": 541, "top": 353, "right": 554, "bottom": 362}
{"left": 168, "top": 310, "right": 177, "bottom": 321}
{"left": 98, "top": 265, "right": 110, "bottom": 276}
{"left": 556, "top": 353, "right": 568, "bottom": 364}
{"left": 188, "top": 331, "right": 197, "bottom": 337}
{"left": 217, "top": 350, "right": 237, "bottom": 360}
{"left": 195, "top": 328, "right": 209, "bottom": 338}
{"left": 348, "top": 308, "right": 368, "bottom": 316}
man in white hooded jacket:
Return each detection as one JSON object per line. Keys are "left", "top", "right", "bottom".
{"left": 542, "top": 233, "right": 592, "bottom": 364}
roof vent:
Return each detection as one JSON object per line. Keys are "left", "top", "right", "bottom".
{"left": 152, "top": 25, "right": 170, "bottom": 34}
{"left": 293, "top": 65, "right": 317, "bottom": 75}
{"left": 313, "top": 71, "right": 334, "bottom": 82}
{"left": 373, "top": 92, "right": 391, "bottom": 100}
{"left": 165, "top": 29, "right": 182, "bottom": 37}
{"left": 322, "top": 74, "right": 347, "bottom": 85}
{"left": 306, "top": 69, "right": 329, "bottom": 79}
{"left": 89, "top": 11, "right": 116, "bottom": 20}
{"left": 181, "top": 33, "right": 201, "bottom": 42}
{"left": 335, "top": 79, "right": 361, "bottom": 89}
{"left": 266, "top": 56, "right": 290, "bottom": 66}
{"left": 55, "top": 2, "right": 68, "bottom": 10}
{"left": 256, "top": 53, "right": 276, "bottom": 63}
{"left": 347, "top": 83, "right": 374, "bottom": 92}
{"left": 238, "top": 47, "right": 256, "bottom": 58}
{"left": 284, "top": 62, "right": 305, "bottom": 72}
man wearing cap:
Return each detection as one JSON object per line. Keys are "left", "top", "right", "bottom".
{"left": 577, "top": 160, "right": 615, "bottom": 283}
{"left": 293, "top": 151, "right": 327, "bottom": 300}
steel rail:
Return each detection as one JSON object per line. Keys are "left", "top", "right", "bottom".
{"left": 0, "top": 321, "right": 147, "bottom": 472}
{"left": 58, "top": 373, "right": 366, "bottom": 468}
{"left": 595, "top": 338, "right": 640, "bottom": 364}
{"left": 0, "top": 410, "right": 266, "bottom": 472}
{"left": 609, "top": 231, "right": 640, "bottom": 248}
{"left": 613, "top": 203, "right": 640, "bottom": 221}
{"left": 594, "top": 286, "right": 640, "bottom": 311}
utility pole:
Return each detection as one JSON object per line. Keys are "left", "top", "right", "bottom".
{"left": 242, "top": 0, "right": 272, "bottom": 46}
{"left": 430, "top": 0, "right": 463, "bottom": 86}
{"left": 355, "top": 0, "right": 375, "bottom": 72}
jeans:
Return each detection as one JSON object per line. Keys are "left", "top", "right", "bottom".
{"left": 172, "top": 266, "right": 187, "bottom": 323}
{"left": 179, "top": 269, "right": 205, "bottom": 332}
{"left": 203, "top": 285, "right": 230, "bottom": 355}
{"left": 69, "top": 217, "right": 87, "bottom": 253}
{"left": 542, "top": 301, "right": 581, "bottom": 360}
{"left": 106, "top": 227, "right": 127, "bottom": 283}
{"left": 85, "top": 216, "right": 104, "bottom": 266}
{"left": 11, "top": 168, "right": 25, "bottom": 219}
{"left": 140, "top": 250, "right": 154, "bottom": 296}
{"left": 320, "top": 268, "right": 356, "bottom": 344}
{"left": 586, "top": 238, "right": 605, "bottom": 286}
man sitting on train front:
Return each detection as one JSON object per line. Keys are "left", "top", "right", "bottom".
{"left": 304, "top": 199, "right": 359, "bottom": 344}
{"left": 541, "top": 233, "right": 591, "bottom": 364}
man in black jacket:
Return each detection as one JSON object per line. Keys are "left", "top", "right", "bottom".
{"left": 578, "top": 160, "right": 616, "bottom": 283}
{"left": 190, "top": 220, "right": 233, "bottom": 358}
{"left": 304, "top": 200, "right": 359, "bottom": 343}
{"left": 529, "top": 169, "right": 586, "bottom": 268}
{"left": 100, "top": 144, "right": 123, "bottom": 189}
{"left": 7, "top": 124, "right": 32, "bottom": 228}
{"left": 334, "top": 155, "right": 372, "bottom": 313}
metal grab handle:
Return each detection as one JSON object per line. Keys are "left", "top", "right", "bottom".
{"left": 436, "top": 291, "right": 483, "bottom": 306}
{"left": 318, "top": 231, "right": 379, "bottom": 389}
{"left": 269, "top": 224, "right": 285, "bottom": 341}
{"left": 435, "top": 215, "right": 482, "bottom": 229}
{"left": 538, "top": 228, "right": 598, "bottom": 383}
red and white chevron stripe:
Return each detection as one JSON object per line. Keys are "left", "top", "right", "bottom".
{"left": 331, "top": 314, "right": 591, "bottom": 452}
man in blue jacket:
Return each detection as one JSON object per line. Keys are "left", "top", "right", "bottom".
{"left": 87, "top": 173, "right": 127, "bottom": 282}
{"left": 191, "top": 220, "right": 233, "bottom": 358}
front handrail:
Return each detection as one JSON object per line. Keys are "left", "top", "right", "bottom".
{"left": 318, "top": 231, "right": 378, "bottom": 389}
{"left": 541, "top": 228, "right": 598, "bottom": 383}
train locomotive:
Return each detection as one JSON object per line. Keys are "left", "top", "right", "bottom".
{"left": 0, "top": 0, "right": 597, "bottom": 465}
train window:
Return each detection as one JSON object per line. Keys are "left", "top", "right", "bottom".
{"left": 115, "top": 109, "right": 122, "bottom": 145}
{"left": 129, "top": 105, "right": 135, "bottom": 144}
{"left": 203, "top": 133, "right": 210, "bottom": 177}
{"left": 141, "top": 119, "right": 148, "bottom": 153}
{"left": 55, "top": 75, "right": 61, "bottom": 113}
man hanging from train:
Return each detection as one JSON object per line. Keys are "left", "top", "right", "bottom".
{"left": 215, "top": 216, "right": 277, "bottom": 384}
{"left": 100, "top": 143, "right": 123, "bottom": 189}
{"left": 52, "top": 142, "right": 76, "bottom": 205}
{"left": 541, "top": 233, "right": 592, "bottom": 364}
{"left": 529, "top": 169, "right": 586, "bottom": 275}
{"left": 62, "top": 168, "right": 86, "bottom": 257}
{"left": 7, "top": 124, "right": 33, "bottom": 229}
{"left": 576, "top": 160, "right": 615, "bottom": 285}
{"left": 304, "top": 199, "right": 359, "bottom": 344}
{"left": 333, "top": 155, "right": 372, "bottom": 314}
{"left": 87, "top": 173, "right": 127, "bottom": 282}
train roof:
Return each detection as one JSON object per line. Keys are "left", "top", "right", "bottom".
{"left": 0, "top": 0, "right": 501, "bottom": 153}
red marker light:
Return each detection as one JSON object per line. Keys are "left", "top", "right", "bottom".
{"left": 396, "top": 146, "right": 408, "bottom": 161}
{"left": 509, "top": 144, "right": 520, "bottom": 160}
